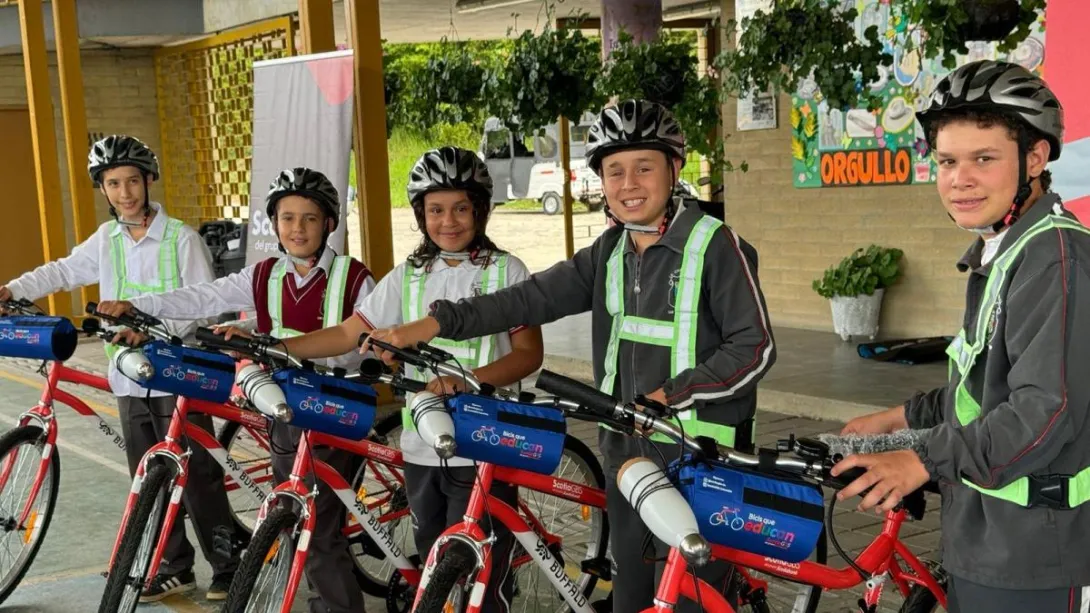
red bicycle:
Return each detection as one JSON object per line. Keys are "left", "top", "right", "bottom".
{"left": 0, "top": 300, "right": 271, "bottom": 606}
{"left": 535, "top": 370, "right": 948, "bottom": 613}
{"left": 215, "top": 334, "right": 613, "bottom": 613}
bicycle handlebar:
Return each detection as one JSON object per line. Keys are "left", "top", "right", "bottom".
{"left": 361, "top": 335, "right": 485, "bottom": 394}
{"left": 534, "top": 369, "right": 872, "bottom": 487}
{"left": 85, "top": 301, "right": 178, "bottom": 344}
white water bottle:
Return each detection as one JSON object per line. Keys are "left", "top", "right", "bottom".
{"left": 618, "top": 457, "right": 711, "bottom": 567}
{"left": 410, "top": 391, "right": 456, "bottom": 459}
{"left": 236, "top": 364, "right": 292, "bottom": 423}
{"left": 115, "top": 347, "right": 154, "bottom": 383}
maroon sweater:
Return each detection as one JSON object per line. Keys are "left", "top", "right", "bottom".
{"left": 251, "top": 256, "right": 372, "bottom": 334}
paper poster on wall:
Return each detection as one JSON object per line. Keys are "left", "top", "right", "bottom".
{"left": 738, "top": 89, "right": 777, "bottom": 131}
{"left": 791, "top": 1, "right": 1046, "bottom": 189}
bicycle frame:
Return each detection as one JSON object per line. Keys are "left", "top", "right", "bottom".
{"left": 106, "top": 396, "right": 272, "bottom": 577}
{"left": 247, "top": 429, "right": 414, "bottom": 613}
{"left": 644, "top": 506, "right": 947, "bottom": 613}
{"left": 413, "top": 461, "right": 608, "bottom": 613}
{"left": 0, "top": 362, "right": 116, "bottom": 532}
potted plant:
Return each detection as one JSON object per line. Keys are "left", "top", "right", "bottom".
{"left": 812, "top": 245, "right": 904, "bottom": 341}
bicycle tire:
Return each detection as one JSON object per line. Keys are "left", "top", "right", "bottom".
{"left": 347, "top": 411, "right": 409, "bottom": 596}
{"left": 509, "top": 433, "right": 610, "bottom": 612}
{"left": 221, "top": 504, "right": 300, "bottom": 613}
{"left": 218, "top": 420, "right": 274, "bottom": 539}
{"left": 0, "top": 426, "right": 60, "bottom": 605}
{"left": 98, "top": 463, "right": 173, "bottom": 613}
{"left": 414, "top": 540, "right": 478, "bottom": 613}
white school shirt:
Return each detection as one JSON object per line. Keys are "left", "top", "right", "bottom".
{"left": 357, "top": 254, "right": 532, "bottom": 466}
{"left": 129, "top": 249, "right": 376, "bottom": 370}
{"left": 6, "top": 203, "right": 215, "bottom": 397}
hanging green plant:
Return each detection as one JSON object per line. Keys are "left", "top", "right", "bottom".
{"left": 598, "top": 31, "right": 739, "bottom": 176}
{"left": 403, "top": 38, "right": 494, "bottom": 128}
{"left": 717, "top": 0, "right": 890, "bottom": 111}
{"left": 895, "top": 0, "right": 1045, "bottom": 69}
{"left": 486, "top": 22, "right": 604, "bottom": 135}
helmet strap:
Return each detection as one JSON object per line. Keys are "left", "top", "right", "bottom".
{"left": 988, "top": 146, "right": 1034, "bottom": 233}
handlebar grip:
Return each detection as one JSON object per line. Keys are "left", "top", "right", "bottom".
{"left": 363, "top": 335, "right": 430, "bottom": 368}
{"left": 828, "top": 466, "right": 868, "bottom": 490}
{"left": 535, "top": 370, "right": 618, "bottom": 418}
{"left": 85, "top": 301, "right": 98, "bottom": 315}
{"left": 358, "top": 358, "right": 427, "bottom": 394}
{"left": 195, "top": 327, "right": 254, "bottom": 354}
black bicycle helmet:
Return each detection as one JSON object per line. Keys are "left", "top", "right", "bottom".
{"left": 917, "top": 60, "right": 1063, "bottom": 161}
{"left": 87, "top": 135, "right": 160, "bottom": 187}
{"left": 586, "top": 99, "right": 686, "bottom": 174}
{"left": 266, "top": 167, "right": 341, "bottom": 231}
{"left": 406, "top": 146, "right": 493, "bottom": 206}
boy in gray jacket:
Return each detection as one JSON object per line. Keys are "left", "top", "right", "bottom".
{"left": 835, "top": 61, "right": 1090, "bottom": 612}
{"left": 363, "top": 99, "right": 776, "bottom": 613}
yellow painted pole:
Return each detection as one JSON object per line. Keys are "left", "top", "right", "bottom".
{"left": 18, "top": 0, "right": 72, "bottom": 317}
{"left": 53, "top": 0, "right": 98, "bottom": 312}
{"left": 298, "top": 0, "right": 336, "bottom": 53}
{"left": 347, "top": 0, "right": 393, "bottom": 279}
{"left": 559, "top": 116, "right": 575, "bottom": 259}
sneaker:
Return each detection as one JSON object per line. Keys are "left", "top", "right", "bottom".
{"left": 206, "top": 574, "right": 233, "bottom": 601}
{"left": 139, "top": 569, "right": 196, "bottom": 603}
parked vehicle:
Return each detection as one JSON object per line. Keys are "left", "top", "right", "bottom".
{"left": 479, "top": 114, "right": 604, "bottom": 215}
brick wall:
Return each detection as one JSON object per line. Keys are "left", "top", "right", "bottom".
{"left": 0, "top": 48, "right": 162, "bottom": 247}
{"left": 718, "top": 1, "right": 968, "bottom": 339}
{"left": 0, "top": 48, "right": 161, "bottom": 314}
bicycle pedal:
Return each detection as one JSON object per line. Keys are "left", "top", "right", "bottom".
{"left": 580, "top": 557, "right": 612, "bottom": 581}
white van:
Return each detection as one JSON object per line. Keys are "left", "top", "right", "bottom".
{"left": 479, "top": 114, "right": 604, "bottom": 215}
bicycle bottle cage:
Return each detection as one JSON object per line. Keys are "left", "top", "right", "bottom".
{"left": 139, "top": 340, "right": 236, "bottom": 403}
{"left": 449, "top": 393, "right": 566, "bottom": 475}
{"left": 0, "top": 316, "right": 78, "bottom": 362}
{"left": 672, "top": 456, "right": 825, "bottom": 563}
{"left": 272, "top": 368, "right": 377, "bottom": 440}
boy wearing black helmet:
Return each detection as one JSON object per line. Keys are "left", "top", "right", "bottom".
{"left": 0, "top": 135, "right": 243, "bottom": 602}
{"left": 99, "top": 167, "right": 375, "bottom": 612}
{"left": 835, "top": 60, "right": 1090, "bottom": 611}
{"left": 360, "top": 101, "right": 776, "bottom": 613}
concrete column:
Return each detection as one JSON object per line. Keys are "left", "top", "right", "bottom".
{"left": 18, "top": 0, "right": 72, "bottom": 317}
{"left": 601, "top": 0, "right": 663, "bottom": 59}
{"left": 298, "top": 0, "right": 335, "bottom": 53}
{"left": 53, "top": 0, "right": 99, "bottom": 311}
{"left": 346, "top": 0, "right": 393, "bottom": 279}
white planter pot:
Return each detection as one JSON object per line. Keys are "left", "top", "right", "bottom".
{"left": 829, "top": 289, "right": 885, "bottom": 341}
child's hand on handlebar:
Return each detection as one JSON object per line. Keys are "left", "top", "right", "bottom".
{"left": 97, "top": 300, "right": 136, "bottom": 319}
{"left": 110, "top": 328, "right": 148, "bottom": 347}
{"left": 210, "top": 325, "right": 251, "bottom": 359}
{"left": 832, "top": 449, "right": 931, "bottom": 514}
{"left": 0, "top": 286, "right": 13, "bottom": 311}
{"left": 425, "top": 375, "right": 464, "bottom": 395}
{"left": 361, "top": 317, "right": 442, "bottom": 366}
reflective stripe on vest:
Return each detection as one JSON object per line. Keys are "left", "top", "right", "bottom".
{"left": 600, "top": 216, "right": 741, "bottom": 447}
{"left": 267, "top": 256, "right": 352, "bottom": 339}
{"left": 401, "top": 255, "right": 508, "bottom": 431}
{"left": 946, "top": 214, "right": 1090, "bottom": 507}
{"left": 104, "top": 219, "right": 183, "bottom": 360}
